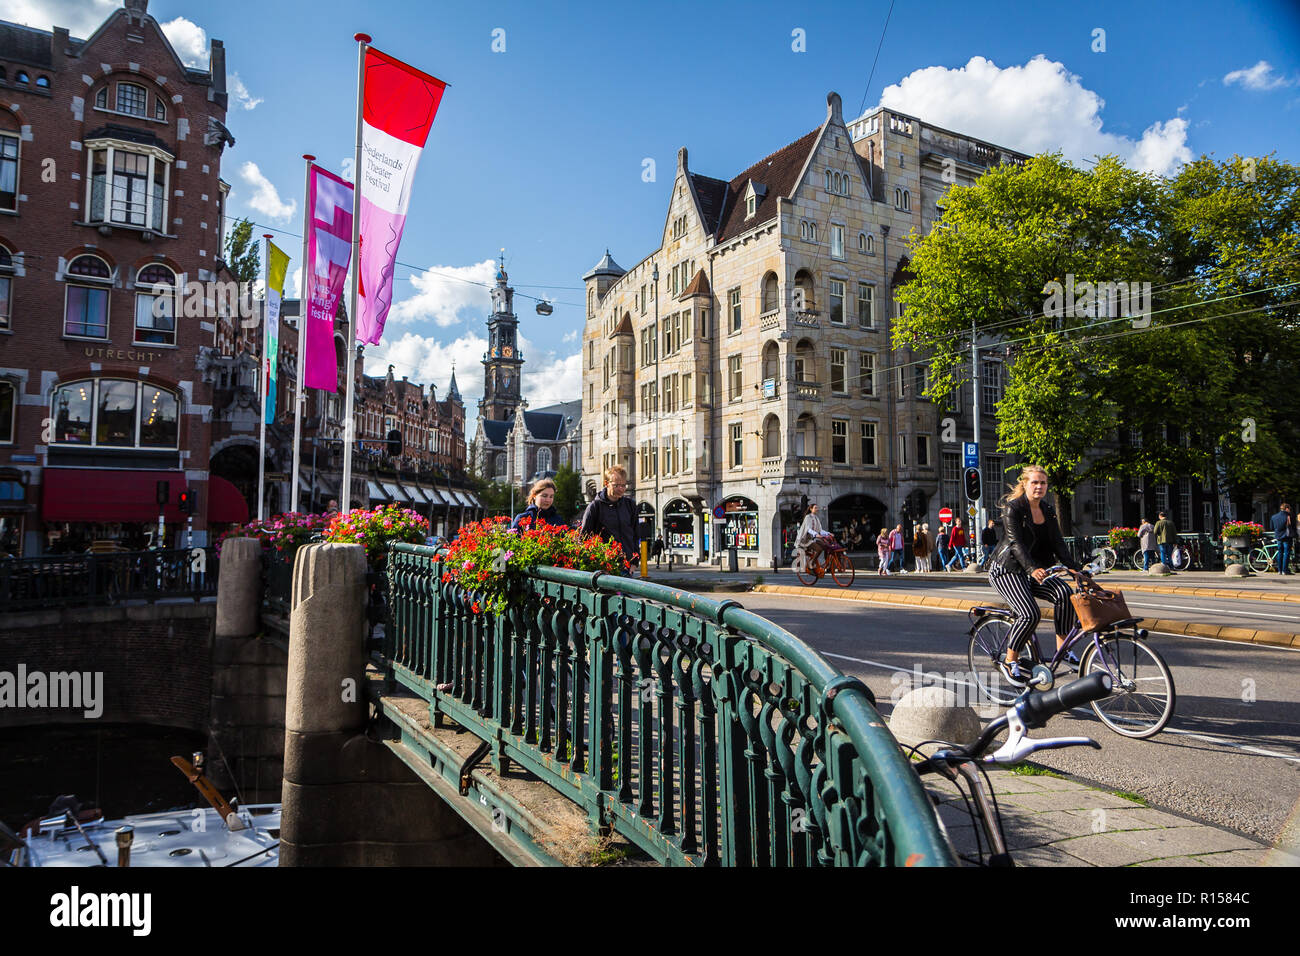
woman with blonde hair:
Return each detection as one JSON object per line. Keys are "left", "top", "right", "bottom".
{"left": 875, "top": 527, "right": 891, "bottom": 575}
{"left": 986, "top": 464, "right": 1082, "bottom": 685}
{"left": 511, "top": 478, "right": 563, "bottom": 531}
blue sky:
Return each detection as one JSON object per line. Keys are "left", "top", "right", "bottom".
{"left": 12, "top": 0, "right": 1300, "bottom": 434}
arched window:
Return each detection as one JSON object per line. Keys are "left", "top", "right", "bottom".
{"left": 64, "top": 255, "right": 113, "bottom": 339}
{"left": 761, "top": 272, "right": 779, "bottom": 313}
{"left": 494, "top": 453, "right": 506, "bottom": 477}
{"left": 95, "top": 86, "right": 107, "bottom": 109}
{"left": 0, "top": 380, "right": 15, "bottom": 444}
{"left": 51, "top": 378, "right": 179, "bottom": 449}
{"left": 134, "top": 264, "right": 176, "bottom": 345}
{"left": 154, "top": 97, "right": 166, "bottom": 121}
{"left": 116, "top": 82, "right": 148, "bottom": 116}
{"left": 536, "top": 447, "right": 552, "bottom": 475}
{"left": 36, "top": 75, "right": 50, "bottom": 88}
{"left": 559, "top": 446, "right": 570, "bottom": 468}
{"left": 808, "top": 221, "right": 818, "bottom": 242}
{"left": 762, "top": 414, "right": 781, "bottom": 459}
{"left": 15, "top": 72, "right": 29, "bottom": 85}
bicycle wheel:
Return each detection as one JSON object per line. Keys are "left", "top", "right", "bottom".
{"left": 968, "top": 617, "right": 1040, "bottom": 706}
{"left": 1096, "top": 547, "right": 1117, "bottom": 572}
{"left": 794, "top": 552, "right": 820, "bottom": 587}
{"left": 1080, "top": 634, "right": 1176, "bottom": 739}
{"left": 1129, "top": 550, "right": 1146, "bottom": 571}
{"left": 830, "top": 551, "right": 855, "bottom": 587}
{"left": 1248, "top": 548, "right": 1272, "bottom": 573}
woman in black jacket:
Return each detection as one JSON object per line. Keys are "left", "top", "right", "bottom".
{"left": 986, "top": 464, "right": 1081, "bottom": 685}
{"left": 511, "top": 478, "right": 563, "bottom": 531}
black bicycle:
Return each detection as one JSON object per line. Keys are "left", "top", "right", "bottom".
{"left": 911, "top": 672, "right": 1113, "bottom": 866}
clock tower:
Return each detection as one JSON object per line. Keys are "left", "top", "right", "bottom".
{"left": 479, "top": 252, "right": 524, "bottom": 422}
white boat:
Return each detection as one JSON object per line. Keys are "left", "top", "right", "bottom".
{"left": 10, "top": 804, "right": 281, "bottom": 868}
{"left": 3, "top": 752, "right": 280, "bottom": 868}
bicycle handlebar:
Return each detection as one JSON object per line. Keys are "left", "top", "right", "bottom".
{"left": 1018, "top": 672, "right": 1112, "bottom": 729}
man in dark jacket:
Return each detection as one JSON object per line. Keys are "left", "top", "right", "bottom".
{"left": 980, "top": 518, "right": 998, "bottom": 568}
{"left": 580, "top": 465, "right": 638, "bottom": 569}
{"left": 1272, "top": 503, "right": 1296, "bottom": 575}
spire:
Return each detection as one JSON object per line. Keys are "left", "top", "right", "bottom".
{"left": 448, "top": 361, "right": 461, "bottom": 402}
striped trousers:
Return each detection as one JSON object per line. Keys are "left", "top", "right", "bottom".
{"left": 987, "top": 564, "right": 1079, "bottom": 654}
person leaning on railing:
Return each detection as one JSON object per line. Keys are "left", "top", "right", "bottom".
{"left": 986, "top": 464, "right": 1081, "bottom": 685}
{"left": 579, "top": 464, "right": 638, "bottom": 572}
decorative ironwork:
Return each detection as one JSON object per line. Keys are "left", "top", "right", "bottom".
{"left": 0, "top": 548, "right": 216, "bottom": 611}
{"left": 381, "top": 543, "right": 953, "bottom": 867}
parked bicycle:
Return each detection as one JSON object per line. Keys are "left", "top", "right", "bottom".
{"left": 1096, "top": 540, "right": 1195, "bottom": 571}
{"left": 911, "top": 672, "right": 1113, "bottom": 865}
{"left": 966, "top": 565, "right": 1176, "bottom": 738}
{"left": 792, "top": 534, "right": 855, "bottom": 587}
{"left": 1249, "top": 539, "right": 1298, "bottom": 574}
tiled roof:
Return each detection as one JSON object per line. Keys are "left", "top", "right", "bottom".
{"left": 680, "top": 269, "right": 711, "bottom": 299}
{"left": 481, "top": 419, "right": 512, "bottom": 448}
{"left": 583, "top": 250, "right": 626, "bottom": 281}
{"left": 530, "top": 399, "right": 582, "bottom": 430}
{"left": 0, "top": 21, "right": 53, "bottom": 67}
{"left": 690, "top": 173, "right": 729, "bottom": 235}
{"left": 86, "top": 124, "right": 173, "bottom": 154}
{"left": 714, "top": 127, "right": 821, "bottom": 244}
{"left": 523, "top": 411, "right": 564, "bottom": 441}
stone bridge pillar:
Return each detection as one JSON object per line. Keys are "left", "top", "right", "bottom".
{"left": 280, "top": 543, "right": 501, "bottom": 866}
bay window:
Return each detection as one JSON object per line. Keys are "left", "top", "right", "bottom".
{"left": 85, "top": 139, "right": 171, "bottom": 232}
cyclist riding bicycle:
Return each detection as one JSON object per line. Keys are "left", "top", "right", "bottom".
{"left": 986, "top": 464, "right": 1082, "bottom": 686}
{"left": 795, "top": 503, "right": 832, "bottom": 566}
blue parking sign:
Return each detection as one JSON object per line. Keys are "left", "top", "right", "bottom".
{"left": 963, "top": 442, "right": 979, "bottom": 468}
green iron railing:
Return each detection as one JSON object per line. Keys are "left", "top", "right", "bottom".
{"left": 382, "top": 542, "right": 954, "bottom": 867}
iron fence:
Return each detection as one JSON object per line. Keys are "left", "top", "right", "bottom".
{"left": 382, "top": 542, "right": 954, "bottom": 867}
{"left": 0, "top": 548, "right": 217, "bottom": 612}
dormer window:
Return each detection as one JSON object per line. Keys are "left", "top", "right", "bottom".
{"left": 743, "top": 181, "right": 765, "bottom": 220}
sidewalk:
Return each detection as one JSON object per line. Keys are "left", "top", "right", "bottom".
{"left": 926, "top": 767, "right": 1295, "bottom": 867}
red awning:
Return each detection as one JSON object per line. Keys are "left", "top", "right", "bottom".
{"left": 42, "top": 469, "right": 188, "bottom": 523}
{"left": 207, "top": 475, "right": 249, "bottom": 525}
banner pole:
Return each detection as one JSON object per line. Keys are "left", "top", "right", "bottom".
{"left": 341, "top": 33, "right": 370, "bottom": 514}
{"left": 257, "top": 233, "right": 270, "bottom": 522}
{"left": 291, "top": 154, "right": 315, "bottom": 514}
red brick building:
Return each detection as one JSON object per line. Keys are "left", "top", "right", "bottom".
{"left": 0, "top": 1, "right": 238, "bottom": 556}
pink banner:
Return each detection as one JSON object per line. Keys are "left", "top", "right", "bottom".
{"left": 304, "top": 165, "right": 354, "bottom": 390}
{"left": 356, "top": 46, "right": 446, "bottom": 345}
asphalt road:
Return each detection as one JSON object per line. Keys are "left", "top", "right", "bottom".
{"left": 733, "top": 590, "right": 1300, "bottom": 851}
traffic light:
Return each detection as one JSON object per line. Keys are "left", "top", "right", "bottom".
{"left": 156, "top": 480, "right": 169, "bottom": 507}
{"left": 387, "top": 429, "right": 403, "bottom": 458}
{"left": 178, "top": 488, "right": 196, "bottom": 515}
{"left": 963, "top": 467, "right": 982, "bottom": 502}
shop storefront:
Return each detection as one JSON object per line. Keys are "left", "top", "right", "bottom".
{"left": 721, "top": 496, "right": 759, "bottom": 553}
{"left": 663, "top": 499, "right": 695, "bottom": 552}
{"left": 0, "top": 468, "right": 28, "bottom": 557}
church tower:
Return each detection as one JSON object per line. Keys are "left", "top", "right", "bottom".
{"left": 479, "top": 252, "right": 524, "bottom": 422}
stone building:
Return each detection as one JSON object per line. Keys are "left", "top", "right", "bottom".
{"left": 0, "top": 0, "right": 237, "bottom": 555}
{"left": 471, "top": 257, "right": 581, "bottom": 502}
{"left": 581, "top": 92, "right": 1033, "bottom": 565}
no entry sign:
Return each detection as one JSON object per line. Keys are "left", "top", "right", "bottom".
{"left": 939, "top": 507, "right": 953, "bottom": 523}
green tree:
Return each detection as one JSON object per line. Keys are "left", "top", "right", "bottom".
{"left": 224, "top": 217, "right": 260, "bottom": 284}
{"left": 553, "top": 463, "right": 582, "bottom": 522}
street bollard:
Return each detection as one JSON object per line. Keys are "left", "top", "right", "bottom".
{"left": 640, "top": 540, "right": 649, "bottom": 579}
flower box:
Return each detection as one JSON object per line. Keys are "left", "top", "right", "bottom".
{"left": 1221, "top": 521, "right": 1264, "bottom": 547}
{"left": 1107, "top": 527, "right": 1139, "bottom": 549}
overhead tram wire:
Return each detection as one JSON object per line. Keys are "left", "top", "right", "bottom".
{"left": 856, "top": 0, "right": 897, "bottom": 119}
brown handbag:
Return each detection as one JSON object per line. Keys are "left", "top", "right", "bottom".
{"left": 1070, "top": 580, "right": 1132, "bottom": 632}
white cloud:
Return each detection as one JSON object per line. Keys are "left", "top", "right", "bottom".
{"left": 238, "top": 162, "right": 297, "bottom": 222}
{"left": 1223, "top": 60, "right": 1293, "bottom": 91}
{"left": 289, "top": 266, "right": 302, "bottom": 299}
{"left": 4, "top": 0, "right": 116, "bottom": 36}
{"left": 388, "top": 260, "right": 496, "bottom": 329}
{"left": 522, "top": 351, "right": 583, "bottom": 409}
{"left": 561, "top": 328, "right": 579, "bottom": 343}
{"left": 229, "top": 72, "right": 262, "bottom": 111}
{"left": 364, "top": 331, "right": 487, "bottom": 406}
{"left": 159, "top": 16, "right": 208, "bottom": 68}
{"left": 876, "top": 55, "right": 1193, "bottom": 177}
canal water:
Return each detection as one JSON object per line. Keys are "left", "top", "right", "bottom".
{"left": 0, "top": 724, "right": 208, "bottom": 830}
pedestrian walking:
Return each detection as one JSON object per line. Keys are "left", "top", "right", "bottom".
{"left": 986, "top": 464, "right": 1082, "bottom": 685}
{"left": 1154, "top": 511, "right": 1178, "bottom": 569}
{"left": 511, "top": 478, "right": 563, "bottom": 532}
{"left": 980, "top": 518, "right": 998, "bottom": 568}
{"left": 913, "top": 523, "right": 931, "bottom": 572}
{"left": 580, "top": 465, "right": 638, "bottom": 571}
{"left": 1271, "top": 503, "right": 1296, "bottom": 575}
{"left": 876, "top": 527, "right": 891, "bottom": 575}
{"left": 652, "top": 533, "right": 665, "bottom": 569}
{"left": 889, "top": 523, "right": 905, "bottom": 574}
{"left": 936, "top": 524, "right": 951, "bottom": 570}
{"left": 947, "top": 519, "right": 968, "bottom": 570}
{"left": 1138, "top": 518, "right": 1157, "bottom": 571}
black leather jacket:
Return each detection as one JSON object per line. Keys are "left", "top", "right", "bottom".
{"left": 988, "top": 496, "right": 1078, "bottom": 574}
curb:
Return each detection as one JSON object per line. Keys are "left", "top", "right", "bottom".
{"left": 1100, "top": 580, "right": 1300, "bottom": 604}
{"left": 751, "top": 584, "right": 1300, "bottom": 648}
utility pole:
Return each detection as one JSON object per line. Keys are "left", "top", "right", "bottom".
{"left": 652, "top": 262, "right": 660, "bottom": 546}
{"left": 971, "top": 317, "right": 984, "bottom": 562}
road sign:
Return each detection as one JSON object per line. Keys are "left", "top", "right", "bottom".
{"left": 713, "top": 504, "right": 726, "bottom": 520}
{"left": 963, "top": 442, "right": 979, "bottom": 468}
{"left": 968, "top": 505, "right": 978, "bottom": 517}
{"left": 938, "top": 506, "right": 953, "bottom": 523}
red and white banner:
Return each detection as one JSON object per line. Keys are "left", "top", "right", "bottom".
{"left": 356, "top": 46, "right": 446, "bottom": 345}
